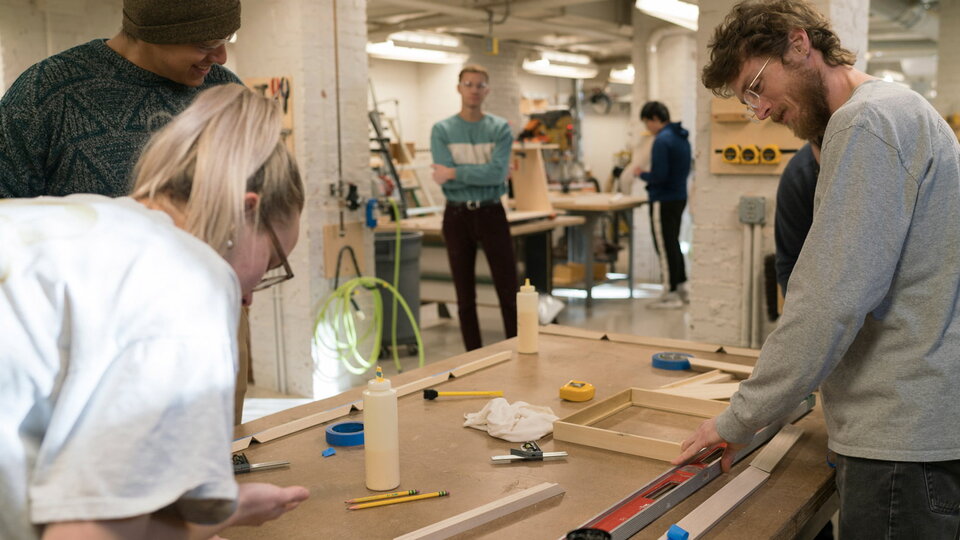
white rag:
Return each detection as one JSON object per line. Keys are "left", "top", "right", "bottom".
{"left": 463, "top": 398, "right": 559, "bottom": 442}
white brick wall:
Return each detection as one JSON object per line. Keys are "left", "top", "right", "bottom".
{"left": 236, "top": 0, "right": 370, "bottom": 397}
{"left": 0, "top": 0, "right": 122, "bottom": 94}
{"left": 464, "top": 36, "right": 523, "bottom": 134}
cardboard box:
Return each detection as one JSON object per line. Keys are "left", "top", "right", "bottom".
{"left": 553, "top": 262, "right": 606, "bottom": 286}
{"left": 388, "top": 142, "right": 416, "bottom": 164}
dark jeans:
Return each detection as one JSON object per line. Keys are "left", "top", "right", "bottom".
{"left": 648, "top": 199, "right": 687, "bottom": 291}
{"left": 442, "top": 202, "right": 518, "bottom": 351}
{"left": 836, "top": 453, "right": 960, "bottom": 539}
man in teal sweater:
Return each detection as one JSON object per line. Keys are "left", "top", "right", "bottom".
{"left": 0, "top": 0, "right": 242, "bottom": 198}
{"left": 430, "top": 64, "right": 517, "bottom": 351}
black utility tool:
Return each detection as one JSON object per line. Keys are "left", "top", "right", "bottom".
{"left": 232, "top": 453, "right": 290, "bottom": 475}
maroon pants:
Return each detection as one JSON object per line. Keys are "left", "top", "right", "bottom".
{"left": 442, "top": 202, "right": 518, "bottom": 351}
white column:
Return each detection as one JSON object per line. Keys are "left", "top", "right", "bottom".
{"left": 936, "top": 0, "right": 960, "bottom": 115}
{"left": 238, "top": 0, "right": 371, "bottom": 398}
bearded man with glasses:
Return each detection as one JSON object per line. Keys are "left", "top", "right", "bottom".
{"left": 673, "top": 1, "right": 960, "bottom": 537}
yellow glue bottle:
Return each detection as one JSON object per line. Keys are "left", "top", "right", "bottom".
{"left": 517, "top": 278, "right": 538, "bottom": 354}
{"left": 363, "top": 366, "right": 400, "bottom": 490}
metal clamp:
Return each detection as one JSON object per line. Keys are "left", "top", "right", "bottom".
{"left": 491, "top": 441, "right": 568, "bottom": 463}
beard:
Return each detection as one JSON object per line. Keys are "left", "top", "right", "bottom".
{"left": 776, "top": 63, "right": 832, "bottom": 141}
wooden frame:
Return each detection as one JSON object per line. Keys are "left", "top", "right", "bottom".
{"left": 553, "top": 389, "right": 728, "bottom": 461}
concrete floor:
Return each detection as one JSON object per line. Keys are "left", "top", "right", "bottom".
{"left": 242, "top": 281, "right": 691, "bottom": 423}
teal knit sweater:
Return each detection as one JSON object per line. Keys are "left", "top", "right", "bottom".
{"left": 430, "top": 113, "right": 513, "bottom": 202}
{"left": 0, "top": 39, "right": 241, "bottom": 198}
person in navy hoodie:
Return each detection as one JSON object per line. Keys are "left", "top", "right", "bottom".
{"left": 635, "top": 101, "right": 691, "bottom": 309}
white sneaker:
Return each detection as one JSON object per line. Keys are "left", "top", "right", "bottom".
{"left": 676, "top": 283, "right": 690, "bottom": 304}
{"left": 647, "top": 292, "right": 684, "bottom": 309}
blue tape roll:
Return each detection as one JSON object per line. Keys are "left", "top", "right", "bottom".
{"left": 325, "top": 421, "right": 364, "bottom": 446}
{"left": 652, "top": 352, "right": 692, "bottom": 370}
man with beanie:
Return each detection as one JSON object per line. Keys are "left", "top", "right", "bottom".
{"left": 0, "top": 0, "right": 242, "bottom": 199}
{"left": 0, "top": 0, "right": 255, "bottom": 426}
{"left": 635, "top": 101, "right": 691, "bottom": 309}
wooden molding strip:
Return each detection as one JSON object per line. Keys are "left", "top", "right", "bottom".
{"left": 719, "top": 345, "right": 761, "bottom": 358}
{"left": 253, "top": 403, "right": 355, "bottom": 444}
{"left": 750, "top": 424, "right": 804, "bottom": 473}
{"left": 688, "top": 357, "right": 753, "bottom": 378}
{"left": 652, "top": 383, "right": 741, "bottom": 401}
{"left": 540, "top": 324, "right": 606, "bottom": 340}
{"left": 658, "top": 370, "right": 732, "bottom": 389}
{"left": 394, "top": 482, "right": 565, "bottom": 539}
{"left": 395, "top": 373, "right": 449, "bottom": 399}
{"left": 605, "top": 333, "right": 721, "bottom": 353}
{"left": 231, "top": 436, "right": 253, "bottom": 453}
{"left": 449, "top": 350, "right": 512, "bottom": 377}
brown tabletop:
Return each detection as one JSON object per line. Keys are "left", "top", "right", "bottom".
{"left": 375, "top": 211, "right": 585, "bottom": 238}
{"left": 226, "top": 328, "right": 834, "bottom": 539}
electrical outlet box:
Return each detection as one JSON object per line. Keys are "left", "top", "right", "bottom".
{"left": 739, "top": 196, "right": 766, "bottom": 225}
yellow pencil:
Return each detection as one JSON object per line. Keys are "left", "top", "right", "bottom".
{"left": 345, "top": 489, "right": 419, "bottom": 504}
{"left": 347, "top": 490, "right": 448, "bottom": 510}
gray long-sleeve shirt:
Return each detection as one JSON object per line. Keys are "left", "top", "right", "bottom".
{"left": 718, "top": 80, "right": 960, "bottom": 462}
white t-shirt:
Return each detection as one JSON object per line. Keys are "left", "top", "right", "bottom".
{"left": 0, "top": 195, "right": 240, "bottom": 539}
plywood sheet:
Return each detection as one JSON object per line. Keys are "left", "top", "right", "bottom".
{"left": 322, "top": 222, "right": 367, "bottom": 279}
{"left": 511, "top": 147, "right": 554, "bottom": 213}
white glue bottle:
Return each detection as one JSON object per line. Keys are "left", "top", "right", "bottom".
{"left": 363, "top": 366, "right": 400, "bottom": 491}
{"left": 517, "top": 278, "right": 538, "bottom": 354}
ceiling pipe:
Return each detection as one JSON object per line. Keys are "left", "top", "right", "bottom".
{"left": 646, "top": 26, "right": 692, "bottom": 99}
{"left": 380, "top": 0, "right": 629, "bottom": 42}
{"left": 869, "top": 0, "right": 939, "bottom": 41}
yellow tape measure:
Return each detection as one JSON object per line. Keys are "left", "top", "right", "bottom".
{"left": 559, "top": 380, "right": 595, "bottom": 402}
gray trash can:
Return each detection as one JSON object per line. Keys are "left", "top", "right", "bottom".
{"left": 374, "top": 231, "right": 422, "bottom": 354}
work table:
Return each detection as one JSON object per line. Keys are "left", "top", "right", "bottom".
{"left": 227, "top": 327, "right": 835, "bottom": 539}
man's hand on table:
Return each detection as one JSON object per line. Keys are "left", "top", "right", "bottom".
{"left": 672, "top": 417, "right": 745, "bottom": 473}
{"left": 230, "top": 482, "right": 310, "bottom": 527}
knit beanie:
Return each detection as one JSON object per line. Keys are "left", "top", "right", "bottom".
{"left": 123, "top": 0, "right": 241, "bottom": 44}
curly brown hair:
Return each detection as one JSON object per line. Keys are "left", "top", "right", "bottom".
{"left": 702, "top": 0, "right": 856, "bottom": 97}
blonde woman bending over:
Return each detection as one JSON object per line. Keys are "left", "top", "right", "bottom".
{"left": 0, "top": 84, "right": 309, "bottom": 540}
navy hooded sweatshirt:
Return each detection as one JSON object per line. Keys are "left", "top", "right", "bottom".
{"left": 639, "top": 122, "right": 691, "bottom": 202}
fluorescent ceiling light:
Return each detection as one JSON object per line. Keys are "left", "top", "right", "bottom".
{"left": 522, "top": 51, "right": 598, "bottom": 79}
{"left": 388, "top": 31, "right": 460, "bottom": 49}
{"left": 609, "top": 65, "right": 635, "bottom": 85}
{"left": 367, "top": 31, "right": 467, "bottom": 64}
{"left": 541, "top": 50, "right": 592, "bottom": 65}
{"left": 367, "top": 40, "right": 468, "bottom": 65}
{"left": 635, "top": 0, "right": 698, "bottom": 31}
{"left": 367, "top": 42, "right": 468, "bottom": 64}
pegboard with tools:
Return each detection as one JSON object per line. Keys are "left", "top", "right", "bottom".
{"left": 709, "top": 97, "right": 805, "bottom": 176}
{"left": 245, "top": 76, "right": 294, "bottom": 156}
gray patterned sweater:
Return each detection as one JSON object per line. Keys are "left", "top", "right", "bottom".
{"left": 0, "top": 39, "right": 240, "bottom": 198}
